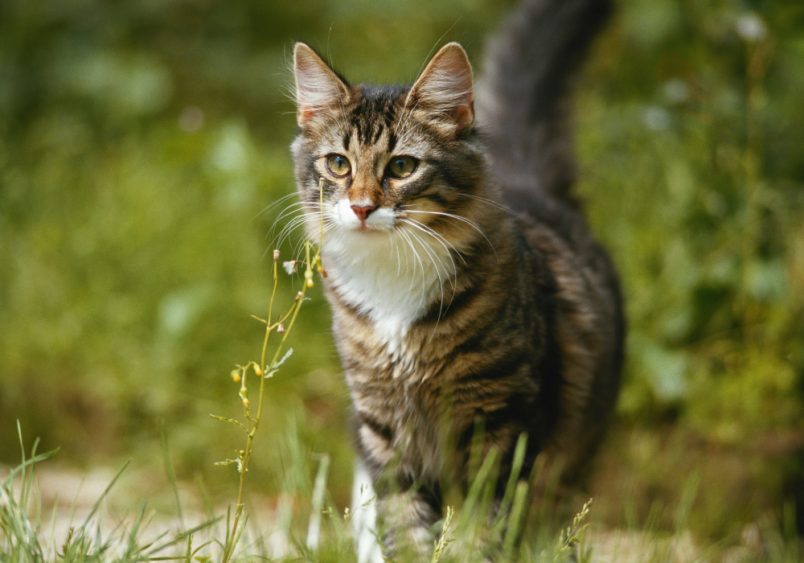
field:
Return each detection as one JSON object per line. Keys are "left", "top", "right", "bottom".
{"left": 1, "top": 0, "right": 803, "bottom": 560}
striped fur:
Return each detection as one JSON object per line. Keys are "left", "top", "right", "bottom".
{"left": 290, "top": 0, "right": 622, "bottom": 558}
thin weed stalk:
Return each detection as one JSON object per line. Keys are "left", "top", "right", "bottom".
{"left": 215, "top": 179, "right": 327, "bottom": 563}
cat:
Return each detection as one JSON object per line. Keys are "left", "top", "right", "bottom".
{"left": 290, "top": 0, "right": 623, "bottom": 559}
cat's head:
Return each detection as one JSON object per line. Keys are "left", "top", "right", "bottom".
{"left": 290, "top": 42, "right": 488, "bottom": 254}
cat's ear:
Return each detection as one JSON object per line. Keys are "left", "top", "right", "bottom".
{"left": 406, "top": 42, "right": 474, "bottom": 134}
{"left": 293, "top": 43, "right": 350, "bottom": 126}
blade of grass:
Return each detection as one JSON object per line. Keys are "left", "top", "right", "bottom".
{"left": 460, "top": 447, "right": 499, "bottom": 529}
{"left": 501, "top": 481, "right": 529, "bottom": 562}
{"left": 493, "top": 433, "right": 528, "bottom": 531}
{"left": 160, "top": 422, "right": 186, "bottom": 529}
{"left": 80, "top": 459, "right": 131, "bottom": 530}
{"left": 147, "top": 517, "right": 223, "bottom": 556}
{"left": 306, "top": 453, "right": 331, "bottom": 551}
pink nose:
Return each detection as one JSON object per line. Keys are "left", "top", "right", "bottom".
{"left": 351, "top": 205, "right": 376, "bottom": 223}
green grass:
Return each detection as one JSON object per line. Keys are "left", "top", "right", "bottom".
{"left": 2, "top": 424, "right": 802, "bottom": 563}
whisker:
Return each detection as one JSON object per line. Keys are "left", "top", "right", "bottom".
{"left": 268, "top": 198, "right": 320, "bottom": 229}
{"left": 401, "top": 222, "right": 460, "bottom": 311}
{"left": 388, "top": 230, "right": 403, "bottom": 278}
{"left": 404, "top": 226, "right": 443, "bottom": 288}
{"left": 401, "top": 224, "right": 451, "bottom": 331}
{"left": 399, "top": 217, "right": 466, "bottom": 266}
{"left": 252, "top": 192, "right": 298, "bottom": 224}
{"left": 400, "top": 219, "right": 459, "bottom": 278}
{"left": 396, "top": 229, "right": 415, "bottom": 278}
{"left": 455, "top": 192, "right": 518, "bottom": 217}
{"left": 401, "top": 219, "right": 465, "bottom": 341}
{"left": 274, "top": 211, "right": 328, "bottom": 249}
{"left": 267, "top": 201, "right": 308, "bottom": 238}
{"left": 403, "top": 209, "right": 498, "bottom": 260}
{"left": 396, "top": 227, "right": 425, "bottom": 280}
{"left": 275, "top": 216, "right": 307, "bottom": 249}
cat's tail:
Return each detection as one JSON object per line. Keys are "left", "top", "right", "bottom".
{"left": 476, "top": 0, "right": 612, "bottom": 207}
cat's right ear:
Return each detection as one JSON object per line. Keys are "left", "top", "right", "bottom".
{"left": 406, "top": 42, "right": 474, "bottom": 135}
{"left": 293, "top": 43, "right": 350, "bottom": 126}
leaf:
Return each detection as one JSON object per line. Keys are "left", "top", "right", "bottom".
{"left": 213, "top": 458, "right": 242, "bottom": 472}
{"left": 209, "top": 414, "right": 247, "bottom": 432}
{"left": 266, "top": 347, "right": 293, "bottom": 377}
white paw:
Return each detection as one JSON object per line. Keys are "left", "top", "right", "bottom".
{"left": 352, "top": 463, "right": 384, "bottom": 563}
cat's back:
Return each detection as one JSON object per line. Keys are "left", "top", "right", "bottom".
{"left": 477, "top": 0, "right": 624, "bottom": 479}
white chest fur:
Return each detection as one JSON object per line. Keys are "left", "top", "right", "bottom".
{"left": 323, "top": 208, "right": 455, "bottom": 356}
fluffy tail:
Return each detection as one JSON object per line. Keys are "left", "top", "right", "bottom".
{"left": 477, "top": 0, "right": 612, "bottom": 206}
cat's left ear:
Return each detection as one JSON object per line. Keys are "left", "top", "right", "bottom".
{"left": 406, "top": 43, "right": 474, "bottom": 135}
{"left": 293, "top": 43, "right": 351, "bottom": 126}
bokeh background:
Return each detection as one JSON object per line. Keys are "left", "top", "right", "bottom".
{"left": 2, "top": 0, "right": 803, "bottom": 543}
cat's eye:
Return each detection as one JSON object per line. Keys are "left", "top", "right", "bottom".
{"left": 386, "top": 156, "right": 418, "bottom": 179}
{"left": 326, "top": 154, "right": 351, "bottom": 177}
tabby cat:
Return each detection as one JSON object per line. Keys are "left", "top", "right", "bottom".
{"left": 290, "top": 0, "right": 623, "bottom": 559}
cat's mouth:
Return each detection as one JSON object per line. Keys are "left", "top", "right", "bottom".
{"left": 355, "top": 223, "right": 384, "bottom": 233}
{"left": 332, "top": 199, "right": 395, "bottom": 233}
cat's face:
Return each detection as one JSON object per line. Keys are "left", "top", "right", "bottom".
{"left": 291, "top": 43, "right": 485, "bottom": 253}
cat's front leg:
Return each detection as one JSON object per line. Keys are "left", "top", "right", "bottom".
{"left": 352, "top": 462, "right": 384, "bottom": 563}
{"left": 352, "top": 461, "right": 442, "bottom": 562}
{"left": 375, "top": 477, "right": 442, "bottom": 561}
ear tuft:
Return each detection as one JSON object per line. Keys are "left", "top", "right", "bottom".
{"left": 406, "top": 42, "right": 474, "bottom": 133}
{"left": 293, "top": 43, "right": 350, "bottom": 126}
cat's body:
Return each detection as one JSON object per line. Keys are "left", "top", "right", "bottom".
{"left": 290, "top": 0, "right": 622, "bottom": 559}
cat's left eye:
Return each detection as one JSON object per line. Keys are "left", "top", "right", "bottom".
{"left": 326, "top": 154, "right": 351, "bottom": 177}
{"left": 386, "top": 156, "right": 418, "bottom": 179}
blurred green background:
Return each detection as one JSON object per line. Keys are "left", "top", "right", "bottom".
{"left": 1, "top": 0, "right": 803, "bottom": 541}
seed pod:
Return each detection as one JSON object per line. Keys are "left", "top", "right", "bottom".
{"left": 273, "top": 249, "right": 280, "bottom": 262}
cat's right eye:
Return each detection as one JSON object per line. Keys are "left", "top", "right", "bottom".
{"left": 325, "top": 154, "right": 351, "bottom": 177}
{"left": 386, "top": 156, "right": 418, "bottom": 179}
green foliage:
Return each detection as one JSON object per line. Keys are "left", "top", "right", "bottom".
{"left": 4, "top": 433, "right": 802, "bottom": 563}
{"left": 1, "top": 428, "right": 221, "bottom": 563}
{"left": 575, "top": 0, "right": 804, "bottom": 537}
{"left": 579, "top": 0, "right": 804, "bottom": 435}
{"left": 1, "top": 0, "right": 803, "bottom": 545}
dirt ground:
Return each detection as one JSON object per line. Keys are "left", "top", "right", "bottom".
{"left": 2, "top": 463, "right": 770, "bottom": 563}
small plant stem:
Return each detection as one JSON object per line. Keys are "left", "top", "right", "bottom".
{"left": 222, "top": 289, "right": 308, "bottom": 563}
{"left": 319, "top": 178, "right": 325, "bottom": 250}
{"left": 220, "top": 179, "right": 325, "bottom": 563}
{"left": 264, "top": 251, "right": 280, "bottom": 363}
